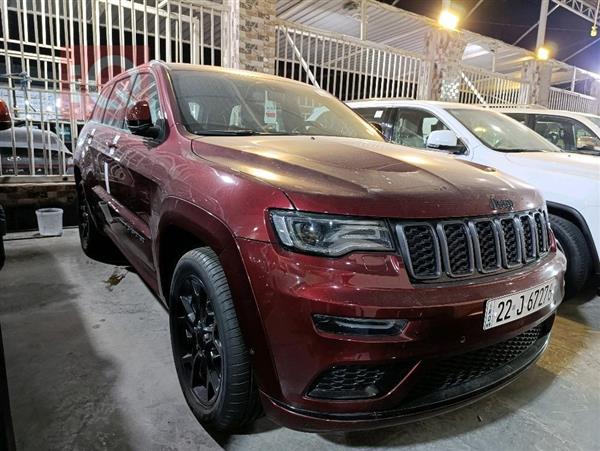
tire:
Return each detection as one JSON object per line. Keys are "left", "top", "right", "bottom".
{"left": 0, "top": 237, "right": 4, "bottom": 271}
{"left": 76, "top": 185, "right": 121, "bottom": 263}
{"left": 549, "top": 214, "right": 591, "bottom": 298}
{"left": 169, "top": 247, "right": 261, "bottom": 432}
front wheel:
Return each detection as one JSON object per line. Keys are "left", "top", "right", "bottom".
{"left": 549, "top": 214, "right": 591, "bottom": 298}
{"left": 169, "top": 247, "right": 261, "bottom": 432}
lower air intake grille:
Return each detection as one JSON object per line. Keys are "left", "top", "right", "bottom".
{"left": 406, "top": 325, "right": 544, "bottom": 401}
{"left": 307, "top": 363, "right": 411, "bottom": 400}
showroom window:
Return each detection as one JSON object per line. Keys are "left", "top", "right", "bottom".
{"left": 104, "top": 77, "right": 133, "bottom": 129}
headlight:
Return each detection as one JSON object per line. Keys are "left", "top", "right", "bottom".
{"left": 270, "top": 210, "right": 394, "bottom": 257}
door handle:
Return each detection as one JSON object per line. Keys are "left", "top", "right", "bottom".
{"left": 106, "top": 134, "right": 121, "bottom": 149}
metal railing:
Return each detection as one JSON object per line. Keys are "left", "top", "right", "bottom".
{"left": 548, "top": 87, "right": 599, "bottom": 114}
{"left": 0, "top": 0, "right": 225, "bottom": 177}
{"left": 459, "top": 65, "right": 529, "bottom": 107}
{"left": 275, "top": 21, "right": 429, "bottom": 102}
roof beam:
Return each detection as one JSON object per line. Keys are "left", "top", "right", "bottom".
{"left": 551, "top": 0, "right": 597, "bottom": 24}
{"left": 537, "top": 0, "right": 550, "bottom": 48}
{"left": 513, "top": 4, "right": 559, "bottom": 45}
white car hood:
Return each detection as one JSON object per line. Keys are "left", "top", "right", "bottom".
{"left": 506, "top": 152, "right": 600, "bottom": 180}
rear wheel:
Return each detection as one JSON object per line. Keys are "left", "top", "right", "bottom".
{"left": 550, "top": 214, "right": 591, "bottom": 298}
{"left": 77, "top": 186, "right": 120, "bottom": 262}
{"left": 169, "top": 247, "right": 261, "bottom": 432}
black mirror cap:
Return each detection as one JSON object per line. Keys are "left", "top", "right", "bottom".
{"left": 128, "top": 123, "right": 161, "bottom": 139}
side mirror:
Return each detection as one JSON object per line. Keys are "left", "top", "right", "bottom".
{"left": 426, "top": 130, "right": 465, "bottom": 154}
{"left": 576, "top": 135, "right": 600, "bottom": 151}
{"left": 0, "top": 100, "right": 11, "bottom": 131}
{"left": 126, "top": 100, "right": 159, "bottom": 138}
{"left": 370, "top": 121, "right": 383, "bottom": 135}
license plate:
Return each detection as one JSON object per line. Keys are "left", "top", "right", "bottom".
{"left": 483, "top": 281, "right": 555, "bottom": 330}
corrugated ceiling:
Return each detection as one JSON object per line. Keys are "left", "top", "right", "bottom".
{"left": 277, "top": 0, "right": 598, "bottom": 85}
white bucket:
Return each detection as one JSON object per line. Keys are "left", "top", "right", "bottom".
{"left": 35, "top": 208, "right": 63, "bottom": 236}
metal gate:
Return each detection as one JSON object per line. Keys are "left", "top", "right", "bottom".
{"left": 0, "top": 0, "right": 225, "bottom": 177}
{"left": 275, "top": 20, "right": 429, "bottom": 102}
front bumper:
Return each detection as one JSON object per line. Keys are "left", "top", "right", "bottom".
{"left": 237, "top": 238, "right": 566, "bottom": 431}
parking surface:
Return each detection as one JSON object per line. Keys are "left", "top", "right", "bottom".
{"left": 1, "top": 230, "right": 599, "bottom": 450}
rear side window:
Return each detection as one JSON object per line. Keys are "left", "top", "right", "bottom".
{"left": 90, "top": 85, "right": 112, "bottom": 122}
{"left": 505, "top": 113, "right": 527, "bottom": 125}
{"left": 103, "top": 77, "right": 132, "bottom": 129}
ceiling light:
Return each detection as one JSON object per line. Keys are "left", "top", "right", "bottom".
{"left": 536, "top": 46, "right": 550, "bottom": 61}
{"left": 438, "top": 9, "right": 460, "bottom": 30}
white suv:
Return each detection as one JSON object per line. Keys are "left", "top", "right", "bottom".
{"left": 500, "top": 108, "right": 600, "bottom": 156}
{"left": 348, "top": 99, "right": 600, "bottom": 297}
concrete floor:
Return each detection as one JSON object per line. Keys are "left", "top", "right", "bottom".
{"left": 1, "top": 230, "right": 599, "bottom": 451}
{"left": 0, "top": 230, "right": 221, "bottom": 451}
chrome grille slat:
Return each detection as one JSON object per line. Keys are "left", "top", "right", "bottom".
{"left": 397, "top": 210, "right": 551, "bottom": 282}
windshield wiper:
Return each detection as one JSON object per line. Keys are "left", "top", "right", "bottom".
{"left": 492, "top": 147, "right": 544, "bottom": 153}
{"left": 192, "top": 129, "right": 261, "bottom": 136}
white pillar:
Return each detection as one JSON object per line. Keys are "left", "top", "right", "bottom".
{"left": 360, "top": 0, "right": 367, "bottom": 40}
{"left": 222, "top": 0, "right": 240, "bottom": 69}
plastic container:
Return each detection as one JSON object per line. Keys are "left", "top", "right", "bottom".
{"left": 35, "top": 208, "right": 63, "bottom": 236}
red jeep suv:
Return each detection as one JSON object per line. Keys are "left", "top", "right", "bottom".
{"left": 74, "top": 61, "right": 566, "bottom": 432}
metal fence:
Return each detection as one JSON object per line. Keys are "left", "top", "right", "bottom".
{"left": 459, "top": 65, "right": 529, "bottom": 107}
{"left": 0, "top": 0, "right": 225, "bottom": 177}
{"left": 275, "top": 21, "right": 429, "bottom": 102}
{"left": 548, "top": 87, "right": 599, "bottom": 114}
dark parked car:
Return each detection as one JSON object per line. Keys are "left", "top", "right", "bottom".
{"left": 74, "top": 61, "right": 566, "bottom": 432}
{"left": 0, "top": 99, "right": 73, "bottom": 176}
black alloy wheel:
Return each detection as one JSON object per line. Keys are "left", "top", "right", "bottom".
{"left": 172, "top": 274, "right": 223, "bottom": 407}
{"left": 169, "top": 248, "right": 261, "bottom": 431}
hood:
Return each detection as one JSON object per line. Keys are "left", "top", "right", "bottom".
{"left": 191, "top": 135, "right": 543, "bottom": 219}
{"left": 505, "top": 152, "right": 600, "bottom": 180}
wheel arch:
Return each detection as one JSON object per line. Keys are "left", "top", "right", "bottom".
{"left": 155, "top": 196, "right": 282, "bottom": 398}
{"left": 547, "top": 201, "right": 600, "bottom": 274}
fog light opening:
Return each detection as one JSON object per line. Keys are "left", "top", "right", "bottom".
{"left": 313, "top": 314, "right": 407, "bottom": 336}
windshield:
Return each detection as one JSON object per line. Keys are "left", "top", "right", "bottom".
{"left": 586, "top": 115, "right": 600, "bottom": 129}
{"left": 170, "top": 69, "right": 383, "bottom": 140}
{"left": 448, "top": 108, "right": 561, "bottom": 152}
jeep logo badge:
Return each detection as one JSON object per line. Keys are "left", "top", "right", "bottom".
{"left": 490, "top": 197, "right": 514, "bottom": 212}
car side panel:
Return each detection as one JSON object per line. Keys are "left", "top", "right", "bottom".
{"left": 156, "top": 197, "right": 286, "bottom": 398}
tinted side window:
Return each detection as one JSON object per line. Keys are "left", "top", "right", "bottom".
{"left": 355, "top": 107, "right": 387, "bottom": 123}
{"left": 534, "top": 115, "right": 575, "bottom": 151}
{"left": 353, "top": 107, "right": 395, "bottom": 138}
{"left": 104, "top": 77, "right": 132, "bottom": 129}
{"left": 505, "top": 113, "right": 527, "bottom": 125}
{"left": 91, "top": 85, "right": 112, "bottom": 122}
{"left": 393, "top": 109, "right": 448, "bottom": 149}
{"left": 127, "top": 73, "right": 161, "bottom": 126}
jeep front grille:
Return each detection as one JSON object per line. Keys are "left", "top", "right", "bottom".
{"left": 397, "top": 210, "right": 551, "bottom": 281}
